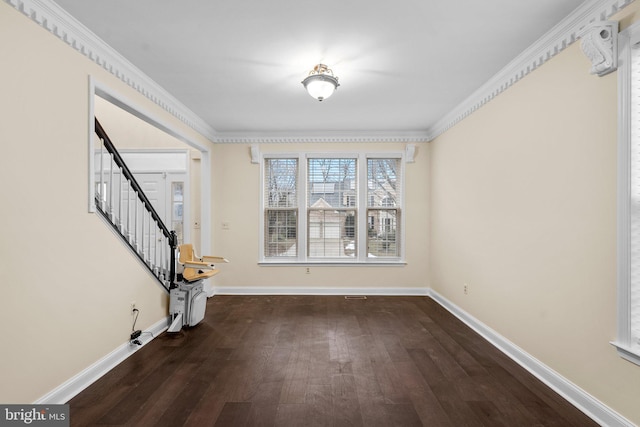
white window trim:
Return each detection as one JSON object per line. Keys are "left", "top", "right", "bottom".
{"left": 613, "top": 22, "right": 640, "bottom": 365}
{"left": 259, "top": 150, "right": 406, "bottom": 265}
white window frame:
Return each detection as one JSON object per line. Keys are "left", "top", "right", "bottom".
{"left": 259, "top": 150, "right": 406, "bottom": 265}
{"left": 614, "top": 22, "right": 640, "bottom": 365}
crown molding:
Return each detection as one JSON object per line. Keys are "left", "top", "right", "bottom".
{"left": 4, "top": 0, "right": 428, "bottom": 145}
{"left": 7, "top": 0, "right": 634, "bottom": 145}
{"left": 213, "top": 130, "right": 430, "bottom": 144}
{"left": 426, "top": 0, "right": 635, "bottom": 141}
{"left": 5, "top": 0, "right": 218, "bottom": 141}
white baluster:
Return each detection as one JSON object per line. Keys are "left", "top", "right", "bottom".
{"left": 99, "top": 139, "right": 105, "bottom": 211}
{"left": 108, "top": 154, "right": 114, "bottom": 222}
{"left": 134, "top": 193, "right": 139, "bottom": 251}
{"left": 147, "top": 209, "right": 152, "bottom": 266}
{"left": 152, "top": 220, "right": 157, "bottom": 272}
{"left": 118, "top": 172, "right": 124, "bottom": 232}
{"left": 126, "top": 181, "right": 132, "bottom": 243}
{"left": 140, "top": 202, "right": 145, "bottom": 259}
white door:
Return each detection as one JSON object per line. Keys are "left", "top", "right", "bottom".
{"left": 120, "top": 150, "right": 190, "bottom": 246}
{"left": 135, "top": 172, "right": 166, "bottom": 221}
{"left": 137, "top": 173, "right": 166, "bottom": 265}
{"left": 133, "top": 171, "right": 187, "bottom": 240}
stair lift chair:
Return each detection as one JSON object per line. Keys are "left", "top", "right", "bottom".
{"left": 168, "top": 244, "right": 227, "bottom": 333}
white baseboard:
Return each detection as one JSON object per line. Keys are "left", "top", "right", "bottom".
{"left": 34, "top": 316, "right": 170, "bottom": 404}
{"left": 212, "top": 286, "right": 429, "bottom": 296}
{"left": 428, "top": 289, "right": 634, "bottom": 427}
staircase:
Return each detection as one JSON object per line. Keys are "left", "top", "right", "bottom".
{"left": 93, "top": 117, "right": 176, "bottom": 292}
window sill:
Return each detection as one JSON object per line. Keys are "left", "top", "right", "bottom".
{"left": 610, "top": 341, "right": 640, "bottom": 366}
{"left": 258, "top": 260, "right": 407, "bottom": 267}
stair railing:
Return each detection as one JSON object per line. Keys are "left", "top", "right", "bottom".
{"left": 93, "top": 117, "right": 176, "bottom": 291}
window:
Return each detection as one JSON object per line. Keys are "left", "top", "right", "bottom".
{"left": 264, "top": 158, "right": 298, "bottom": 258}
{"left": 261, "top": 153, "right": 404, "bottom": 263}
{"left": 615, "top": 22, "right": 640, "bottom": 365}
{"left": 171, "top": 182, "right": 184, "bottom": 245}
{"left": 367, "top": 158, "right": 401, "bottom": 258}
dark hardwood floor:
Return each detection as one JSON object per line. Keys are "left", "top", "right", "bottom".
{"left": 69, "top": 296, "right": 599, "bottom": 426}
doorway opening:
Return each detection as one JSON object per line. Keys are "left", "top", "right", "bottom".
{"left": 89, "top": 78, "right": 212, "bottom": 256}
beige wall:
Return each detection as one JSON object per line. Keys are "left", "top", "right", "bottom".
{"left": 429, "top": 4, "right": 640, "bottom": 424}
{"left": 0, "top": 3, "right": 212, "bottom": 403}
{"left": 210, "top": 142, "right": 430, "bottom": 291}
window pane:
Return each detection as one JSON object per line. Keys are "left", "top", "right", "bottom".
{"left": 367, "top": 209, "right": 399, "bottom": 257}
{"left": 308, "top": 210, "right": 356, "bottom": 258}
{"left": 265, "top": 209, "right": 297, "bottom": 257}
{"left": 368, "top": 158, "right": 400, "bottom": 207}
{"left": 367, "top": 158, "right": 400, "bottom": 258}
{"left": 264, "top": 158, "right": 298, "bottom": 258}
{"left": 265, "top": 158, "right": 297, "bottom": 208}
{"left": 308, "top": 158, "right": 356, "bottom": 208}
{"left": 307, "top": 158, "right": 357, "bottom": 258}
{"left": 630, "top": 44, "right": 640, "bottom": 350}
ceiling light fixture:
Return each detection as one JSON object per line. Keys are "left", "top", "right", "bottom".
{"left": 302, "top": 64, "right": 340, "bottom": 101}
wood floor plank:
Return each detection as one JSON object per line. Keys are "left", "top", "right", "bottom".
{"left": 244, "top": 381, "right": 283, "bottom": 427}
{"left": 273, "top": 403, "right": 326, "bottom": 427}
{"left": 356, "top": 397, "right": 392, "bottom": 427}
{"left": 181, "top": 381, "right": 227, "bottom": 426}
{"left": 328, "top": 332, "right": 351, "bottom": 363}
{"left": 304, "top": 384, "right": 337, "bottom": 425}
{"left": 406, "top": 387, "right": 454, "bottom": 427}
{"left": 467, "top": 400, "right": 511, "bottom": 427}
{"left": 279, "top": 342, "right": 311, "bottom": 404}
{"left": 261, "top": 346, "right": 293, "bottom": 384}
{"left": 68, "top": 296, "right": 600, "bottom": 426}
{"left": 382, "top": 402, "right": 424, "bottom": 427}
{"left": 213, "top": 402, "right": 252, "bottom": 427}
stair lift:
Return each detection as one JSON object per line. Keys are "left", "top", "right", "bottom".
{"left": 168, "top": 244, "right": 227, "bottom": 333}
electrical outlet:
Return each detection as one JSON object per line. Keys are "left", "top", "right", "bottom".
{"left": 463, "top": 284, "right": 468, "bottom": 295}
{"left": 131, "top": 302, "right": 136, "bottom": 313}
{"left": 305, "top": 267, "right": 310, "bottom": 274}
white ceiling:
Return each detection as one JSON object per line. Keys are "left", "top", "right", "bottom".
{"left": 53, "top": 0, "right": 585, "bottom": 139}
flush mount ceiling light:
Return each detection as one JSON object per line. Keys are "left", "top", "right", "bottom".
{"left": 301, "top": 64, "right": 340, "bottom": 101}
